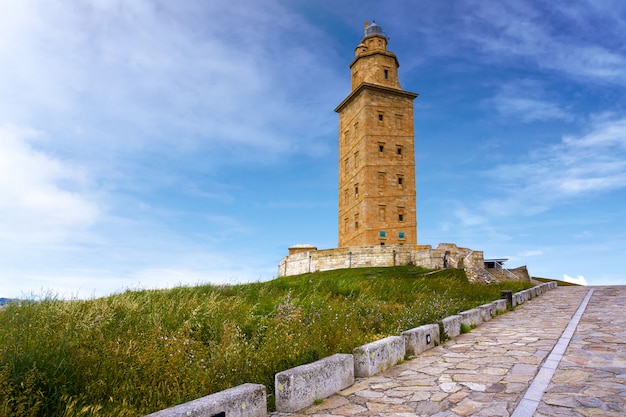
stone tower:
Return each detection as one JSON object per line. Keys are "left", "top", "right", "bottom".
{"left": 335, "top": 21, "right": 419, "bottom": 247}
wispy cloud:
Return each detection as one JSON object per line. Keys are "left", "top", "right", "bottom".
{"left": 0, "top": 0, "right": 342, "bottom": 163}
{"left": 442, "top": 113, "right": 626, "bottom": 234}
{"left": 481, "top": 115, "right": 626, "bottom": 216}
{"left": 490, "top": 80, "right": 573, "bottom": 123}
{"left": 0, "top": 125, "right": 100, "bottom": 244}
{"left": 456, "top": 1, "right": 626, "bottom": 85}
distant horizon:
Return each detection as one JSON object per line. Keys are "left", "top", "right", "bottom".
{"left": 2, "top": 1, "right": 625, "bottom": 298}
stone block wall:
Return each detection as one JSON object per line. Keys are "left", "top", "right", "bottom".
{"left": 278, "top": 243, "right": 485, "bottom": 279}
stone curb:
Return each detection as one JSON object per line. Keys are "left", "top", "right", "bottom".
{"left": 440, "top": 314, "right": 462, "bottom": 338}
{"left": 459, "top": 307, "right": 483, "bottom": 328}
{"left": 401, "top": 323, "right": 439, "bottom": 356}
{"left": 353, "top": 335, "right": 405, "bottom": 378}
{"left": 493, "top": 298, "right": 507, "bottom": 313}
{"left": 144, "top": 383, "right": 266, "bottom": 417}
{"left": 274, "top": 353, "right": 354, "bottom": 413}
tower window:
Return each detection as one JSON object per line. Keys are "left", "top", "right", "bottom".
{"left": 378, "top": 114, "right": 383, "bottom": 121}
{"left": 397, "top": 147, "right": 403, "bottom": 156}
{"left": 398, "top": 213, "right": 404, "bottom": 222}
{"left": 395, "top": 115, "right": 403, "bottom": 129}
{"left": 379, "top": 144, "right": 384, "bottom": 152}
{"left": 398, "top": 176, "right": 403, "bottom": 186}
{"left": 384, "top": 69, "right": 389, "bottom": 79}
{"left": 355, "top": 184, "right": 359, "bottom": 196}
{"left": 379, "top": 231, "right": 386, "bottom": 238}
{"left": 377, "top": 172, "right": 386, "bottom": 188}
{"left": 355, "top": 214, "right": 359, "bottom": 229}
{"left": 399, "top": 232, "right": 405, "bottom": 239}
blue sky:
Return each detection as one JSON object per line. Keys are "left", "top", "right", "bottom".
{"left": 2, "top": 0, "right": 626, "bottom": 298}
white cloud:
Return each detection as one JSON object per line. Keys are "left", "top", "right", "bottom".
{"left": 459, "top": 1, "right": 626, "bottom": 85}
{"left": 0, "top": 125, "right": 100, "bottom": 244}
{"left": 490, "top": 80, "right": 572, "bottom": 123}
{"left": 480, "top": 116, "right": 626, "bottom": 217}
{"left": 563, "top": 274, "right": 588, "bottom": 286}
{"left": 493, "top": 96, "right": 572, "bottom": 123}
{"left": 0, "top": 0, "right": 342, "bottom": 163}
{"left": 563, "top": 116, "right": 626, "bottom": 149}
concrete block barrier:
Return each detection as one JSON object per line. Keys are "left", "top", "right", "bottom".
{"left": 493, "top": 299, "right": 507, "bottom": 313}
{"left": 459, "top": 308, "right": 483, "bottom": 328}
{"left": 353, "top": 335, "right": 405, "bottom": 378}
{"left": 144, "top": 383, "right": 266, "bottom": 417}
{"left": 275, "top": 353, "right": 354, "bottom": 413}
{"left": 441, "top": 315, "right": 461, "bottom": 339}
{"left": 402, "top": 323, "right": 439, "bottom": 356}
{"left": 478, "top": 303, "right": 496, "bottom": 322}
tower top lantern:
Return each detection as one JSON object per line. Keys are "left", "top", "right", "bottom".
{"left": 363, "top": 21, "right": 387, "bottom": 40}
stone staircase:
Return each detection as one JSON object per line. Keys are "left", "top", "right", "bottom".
{"left": 466, "top": 265, "right": 531, "bottom": 283}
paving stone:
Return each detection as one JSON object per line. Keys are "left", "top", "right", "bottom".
{"left": 543, "top": 393, "right": 578, "bottom": 408}
{"left": 303, "top": 396, "right": 350, "bottom": 412}
{"left": 411, "top": 400, "right": 443, "bottom": 415}
{"left": 485, "top": 383, "right": 506, "bottom": 393}
{"left": 473, "top": 402, "right": 510, "bottom": 416}
{"left": 354, "top": 390, "right": 383, "bottom": 399}
{"left": 430, "top": 391, "right": 449, "bottom": 402}
{"left": 326, "top": 404, "right": 367, "bottom": 416}
{"left": 409, "top": 391, "right": 431, "bottom": 402}
{"left": 451, "top": 398, "right": 484, "bottom": 416}
{"left": 459, "top": 382, "right": 486, "bottom": 392}
{"left": 440, "top": 382, "right": 460, "bottom": 393}
{"left": 447, "top": 391, "right": 469, "bottom": 404}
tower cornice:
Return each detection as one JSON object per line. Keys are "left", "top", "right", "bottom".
{"left": 349, "top": 50, "right": 399, "bottom": 70}
{"left": 334, "top": 82, "right": 418, "bottom": 113}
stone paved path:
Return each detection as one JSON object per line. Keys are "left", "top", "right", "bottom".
{"left": 536, "top": 287, "right": 626, "bottom": 417}
{"left": 272, "top": 286, "right": 626, "bottom": 417}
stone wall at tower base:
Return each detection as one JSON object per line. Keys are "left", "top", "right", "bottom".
{"left": 278, "top": 243, "right": 488, "bottom": 280}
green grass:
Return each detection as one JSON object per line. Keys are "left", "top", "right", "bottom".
{"left": 0, "top": 266, "right": 533, "bottom": 416}
{"left": 460, "top": 323, "right": 476, "bottom": 334}
{"left": 532, "top": 276, "right": 581, "bottom": 286}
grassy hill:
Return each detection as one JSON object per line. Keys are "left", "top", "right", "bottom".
{"left": 532, "top": 276, "right": 581, "bottom": 286}
{"left": 0, "top": 266, "right": 533, "bottom": 416}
